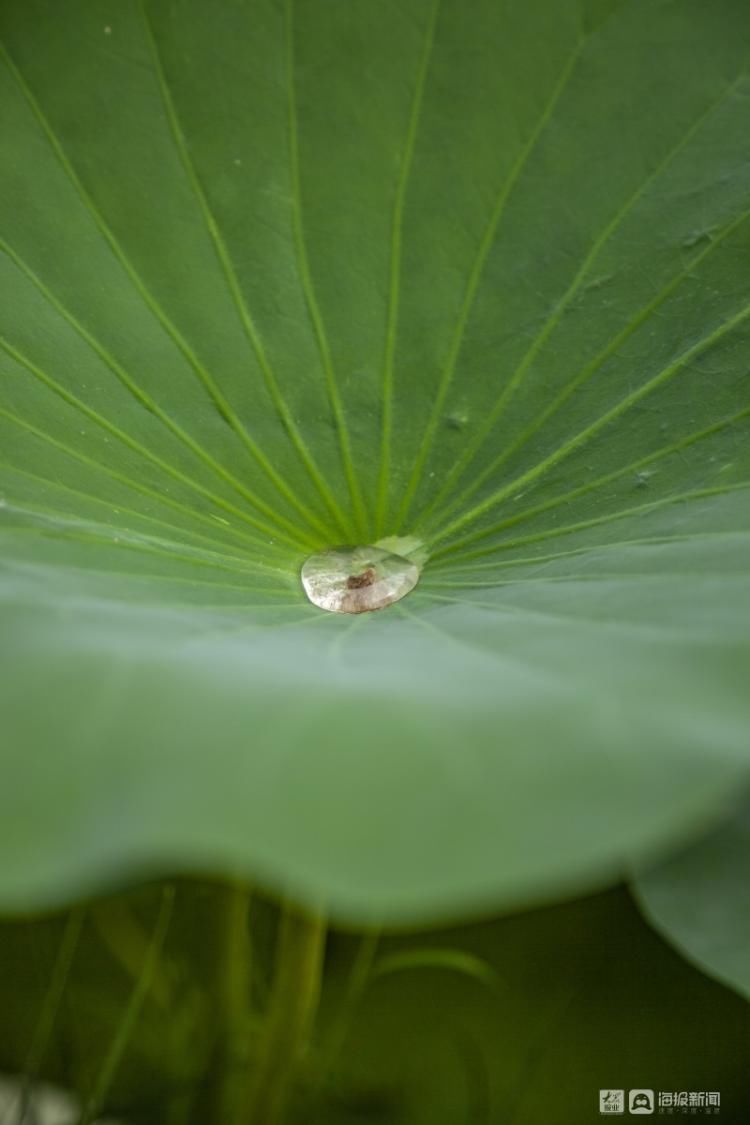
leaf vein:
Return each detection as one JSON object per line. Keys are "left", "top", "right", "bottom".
{"left": 138, "top": 2, "right": 349, "bottom": 537}
{"left": 417, "top": 65, "right": 750, "bottom": 525}
{"left": 376, "top": 0, "right": 442, "bottom": 534}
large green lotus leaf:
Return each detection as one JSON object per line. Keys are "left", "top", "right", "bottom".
{"left": 633, "top": 799, "right": 750, "bottom": 1001}
{"left": 1, "top": 0, "right": 750, "bottom": 923}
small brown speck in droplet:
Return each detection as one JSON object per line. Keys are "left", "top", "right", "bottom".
{"left": 346, "top": 568, "right": 375, "bottom": 590}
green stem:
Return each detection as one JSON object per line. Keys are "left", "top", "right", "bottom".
{"left": 247, "top": 899, "right": 327, "bottom": 1125}
{"left": 76, "top": 885, "right": 174, "bottom": 1125}
{"left": 316, "top": 931, "right": 379, "bottom": 1091}
{"left": 212, "top": 881, "right": 252, "bottom": 1123}
{"left": 91, "top": 897, "right": 173, "bottom": 1008}
{"left": 10, "top": 907, "right": 85, "bottom": 1125}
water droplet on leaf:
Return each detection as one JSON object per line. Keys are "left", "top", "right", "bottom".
{"left": 582, "top": 273, "right": 613, "bottom": 292}
{"left": 301, "top": 541, "right": 422, "bottom": 614}
{"left": 682, "top": 228, "right": 714, "bottom": 250}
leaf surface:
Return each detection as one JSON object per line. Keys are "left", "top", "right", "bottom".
{"left": 1, "top": 0, "right": 749, "bottom": 921}
{"left": 633, "top": 800, "right": 750, "bottom": 1000}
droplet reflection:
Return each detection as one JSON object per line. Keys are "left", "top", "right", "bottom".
{"left": 301, "top": 544, "right": 421, "bottom": 614}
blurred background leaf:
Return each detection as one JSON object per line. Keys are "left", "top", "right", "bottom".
{"left": 633, "top": 796, "right": 750, "bottom": 1002}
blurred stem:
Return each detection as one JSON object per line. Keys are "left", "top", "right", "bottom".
{"left": 10, "top": 907, "right": 85, "bottom": 1125}
{"left": 91, "top": 898, "right": 172, "bottom": 1008}
{"left": 212, "top": 880, "right": 252, "bottom": 1123}
{"left": 246, "top": 899, "right": 326, "bottom": 1125}
{"left": 76, "top": 884, "right": 174, "bottom": 1125}
{"left": 315, "top": 930, "right": 380, "bottom": 1092}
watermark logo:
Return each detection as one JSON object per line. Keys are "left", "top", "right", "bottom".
{"left": 600, "top": 1090, "right": 625, "bottom": 1115}
{"left": 629, "top": 1090, "right": 654, "bottom": 1115}
{"left": 599, "top": 1090, "right": 721, "bottom": 1115}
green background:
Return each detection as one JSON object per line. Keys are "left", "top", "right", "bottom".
{"left": 1, "top": 882, "right": 747, "bottom": 1123}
